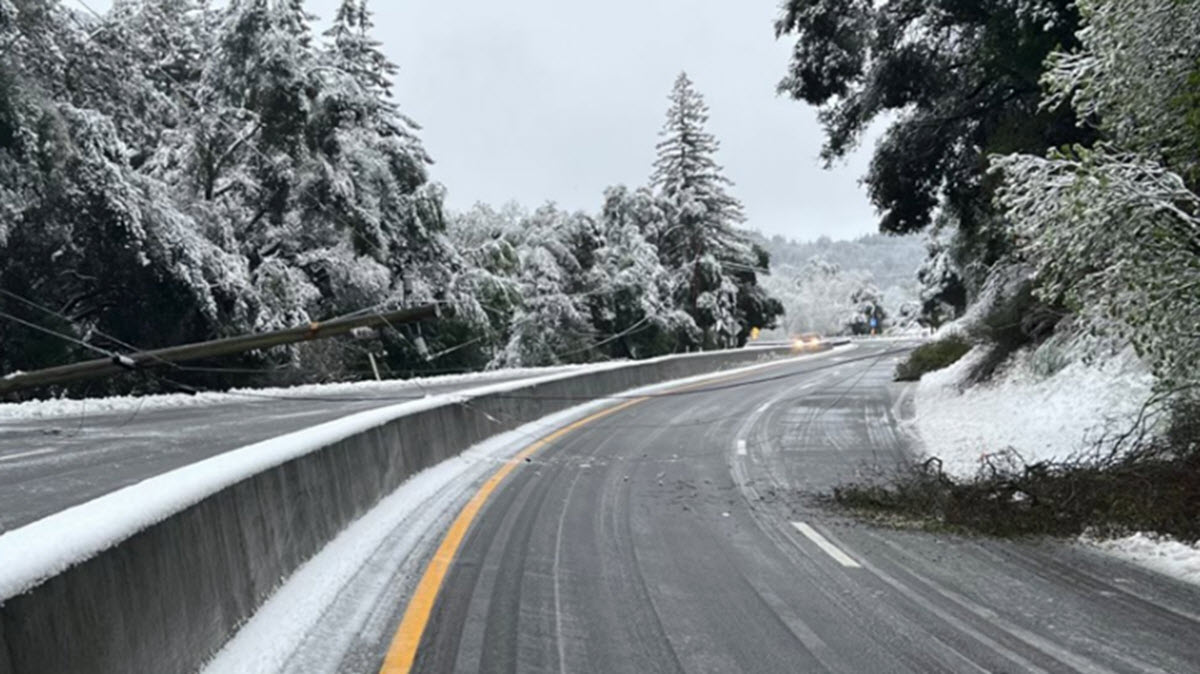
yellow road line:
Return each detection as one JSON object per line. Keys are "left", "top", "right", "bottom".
{"left": 379, "top": 397, "right": 646, "bottom": 673}
{"left": 379, "top": 355, "right": 817, "bottom": 673}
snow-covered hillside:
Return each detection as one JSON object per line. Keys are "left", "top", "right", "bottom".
{"left": 908, "top": 341, "right": 1200, "bottom": 588}
{"left": 910, "top": 345, "right": 1154, "bottom": 479}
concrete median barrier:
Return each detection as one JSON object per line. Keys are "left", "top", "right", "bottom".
{"left": 0, "top": 345, "right": 813, "bottom": 674}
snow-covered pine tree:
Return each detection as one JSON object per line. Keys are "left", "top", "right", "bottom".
{"left": 274, "top": 0, "right": 314, "bottom": 48}
{"left": 197, "top": 0, "right": 322, "bottom": 331}
{"left": 0, "top": 0, "right": 255, "bottom": 386}
{"left": 594, "top": 185, "right": 698, "bottom": 357}
{"left": 488, "top": 204, "right": 596, "bottom": 367}
{"left": 308, "top": 0, "right": 456, "bottom": 322}
{"left": 324, "top": 0, "right": 399, "bottom": 102}
{"left": 650, "top": 72, "right": 775, "bottom": 348}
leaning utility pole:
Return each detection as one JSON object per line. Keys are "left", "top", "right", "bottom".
{"left": 0, "top": 304, "right": 438, "bottom": 395}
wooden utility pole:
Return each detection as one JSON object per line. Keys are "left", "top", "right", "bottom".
{"left": 0, "top": 304, "right": 437, "bottom": 395}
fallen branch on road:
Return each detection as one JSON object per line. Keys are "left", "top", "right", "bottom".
{"left": 833, "top": 397, "right": 1200, "bottom": 542}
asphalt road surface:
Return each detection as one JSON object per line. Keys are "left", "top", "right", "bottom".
{"left": 0, "top": 368, "right": 567, "bottom": 531}
{"left": 386, "top": 342, "right": 1200, "bottom": 673}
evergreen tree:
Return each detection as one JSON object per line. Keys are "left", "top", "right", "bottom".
{"left": 324, "top": 0, "right": 399, "bottom": 102}
{"left": 274, "top": 0, "right": 314, "bottom": 47}
{"left": 0, "top": 0, "right": 462, "bottom": 392}
{"left": 650, "top": 72, "right": 775, "bottom": 347}
{"left": 307, "top": 0, "right": 451, "bottom": 317}
{"left": 0, "top": 0, "right": 254, "bottom": 388}
{"left": 593, "top": 186, "right": 698, "bottom": 357}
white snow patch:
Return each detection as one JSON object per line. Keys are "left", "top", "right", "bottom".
{"left": 0, "top": 365, "right": 582, "bottom": 421}
{"left": 1085, "top": 532, "right": 1200, "bottom": 587}
{"left": 911, "top": 344, "right": 1155, "bottom": 478}
{"left": 851, "top": 334, "right": 928, "bottom": 343}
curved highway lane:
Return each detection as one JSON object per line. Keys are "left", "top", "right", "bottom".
{"left": 387, "top": 343, "right": 1200, "bottom": 674}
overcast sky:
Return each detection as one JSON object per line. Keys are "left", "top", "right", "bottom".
{"left": 94, "top": 0, "right": 883, "bottom": 241}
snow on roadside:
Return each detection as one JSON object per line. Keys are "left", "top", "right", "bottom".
{"left": 909, "top": 340, "right": 1200, "bottom": 588}
{"left": 200, "top": 402, "right": 605, "bottom": 674}
{"left": 1084, "top": 532, "right": 1200, "bottom": 588}
{"left": 852, "top": 333, "right": 930, "bottom": 343}
{"left": 911, "top": 344, "right": 1155, "bottom": 479}
{"left": 0, "top": 365, "right": 582, "bottom": 421}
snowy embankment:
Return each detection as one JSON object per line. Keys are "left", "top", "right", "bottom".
{"left": 909, "top": 343, "right": 1200, "bottom": 587}
{"left": 911, "top": 344, "right": 1154, "bottom": 478}
{"left": 0, "top": 364, "right": 582, "bottom": 421}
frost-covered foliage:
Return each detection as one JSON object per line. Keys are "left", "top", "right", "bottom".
{"left": 1, "top": 4, "right": 781, "bottom": 392}
{"left": 0, "top": 0, "right": 458, "bottom": 391}
{"left": 492, "top": 206, "right": 597, "bottom": 368}
{"left": 845, "top": 280, "right": 887, "bottom": 335}
{"left": 915, "top": 238, "right": 966, "bottom": 329}
{"left": 450, "top": 72, "right": 779, "bottom": 364}
{"left": 993, "top": 0, "right": 1200, "bottom": 390}
{"left": 447, "top": 192, "right": 703, "bottom": 368}
{"left": 775, "top": 0, "right": 1090, "bottom": 240}
{"left": 593, "top": 186, "right": 699, "bottom": 357}
{"left": 994, "top": 148, "right": 1200, "bottom": 387}
{"left": 0, "top": 0, "right": 254, "bottom": 376}
{"left": 775, "top": 0, "right": 1098, "bottom": 328}
{"left": 760, "top": 232, "right": 924, "bottom": 288}
{"left": 650, "top": 72, "right": 781, "bottom": 348}
{"left": 1041, "top": 0, "right": 1200, "bottom": 179}
{"left": 763, "top": 257, "right": 862, "bottom": 336}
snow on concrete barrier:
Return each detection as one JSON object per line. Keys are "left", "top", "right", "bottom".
{"left": 0, "top": 345, "right": 800, "bottom": 674}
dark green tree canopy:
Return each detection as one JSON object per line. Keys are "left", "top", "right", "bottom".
{"left": 776, "top": 0, "right": 1094, "bottom": 239}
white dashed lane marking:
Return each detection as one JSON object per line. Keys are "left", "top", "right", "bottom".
{"left": 792, "top": 521, "right": 862, "bottom": 568}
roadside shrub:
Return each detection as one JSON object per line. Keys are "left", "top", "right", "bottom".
{"left": 834, "top": 397, "right": 1200, "bottom": 542}
{"left": 965, "top": 280, "right": 1064, "bottom": 383}
{"left": 894, "top": 334, "right": 972, "bottom": 381}
{"left": 1028, "top": 336, "right": 1073, "bottom": 378}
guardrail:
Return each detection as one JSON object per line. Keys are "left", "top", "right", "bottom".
{"left": 0, "top": 345, "right": 810, "bottom": 674}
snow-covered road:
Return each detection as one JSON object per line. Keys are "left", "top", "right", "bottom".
{"left": 203, "top": 341, "right": 1200, "bottom": 673}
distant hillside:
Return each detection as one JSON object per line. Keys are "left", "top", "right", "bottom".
{"left": 760, "top": 233, "right": 925, "bottom": 290}
{"left": 752, "top": 232, "right": 926, "bottom": 336}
